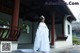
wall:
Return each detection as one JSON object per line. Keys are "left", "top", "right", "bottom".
{"left": 54, "top": 18, "right": 73, "bottom": 48}
{"left": 49, "top": 24, "right": 62, "bottom": 42}
{"left": 32, "top": 22, "right": 38, "bottom": 43}
{"left": 18, "top": 19, "right": 33, "bottom": 44}
{"left": 0, "top": 12, "right": 12, "bottom": 24}
{"left": 55, "top": 24, "right": 62, "bottom": 36}
{"left": 18, "top": 20, "right": 39, "bottom": 44}
{"left": 64, "top": 18, "right": 72, "bottom": 45}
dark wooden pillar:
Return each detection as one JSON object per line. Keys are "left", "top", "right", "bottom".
{"left": 51, "top": 12, "right": 55, "bottom": 47}
{"left": 11, "top": 0, "right": 20, "bottom": 28}
{"left": 9, "top": 0, "right": 20, "bottom": 39}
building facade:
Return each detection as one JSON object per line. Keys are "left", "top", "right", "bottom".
{"left": 0, "top": 0, "right": 76, "bottom": 51}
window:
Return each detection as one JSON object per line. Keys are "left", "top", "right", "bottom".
{"left": 68, "top": 25, "right": 70, "bottom": 34}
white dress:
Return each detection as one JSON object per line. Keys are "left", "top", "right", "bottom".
{"left": 33, "top": 22, "right": 50, "bottom": 52}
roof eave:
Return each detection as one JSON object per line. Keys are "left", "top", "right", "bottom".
{"left": 61, "top": 0, "right": 76, "bottom": 21}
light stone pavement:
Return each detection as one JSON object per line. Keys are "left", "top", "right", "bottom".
{"left": 0, "top": 45, "right": 80, "bottom": 53}
{"left": 51, "top": 45, "right": 80, "bottom": 53}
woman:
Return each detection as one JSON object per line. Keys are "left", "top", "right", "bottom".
{"left": 33, "top": 15, "right": 50, "bottom": 53}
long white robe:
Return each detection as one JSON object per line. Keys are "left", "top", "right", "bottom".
{"left": 33, "top": 22, "right": 50, "bottom": 52}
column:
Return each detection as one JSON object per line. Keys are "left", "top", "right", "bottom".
{"left": 10, "top": 0, "right": 20, "bottom": 40}
{"left": 11, "top": 0, "right": 20, "bottom": 28}
{"left": 51, "top": 12, "right": 55, "bottom": 47}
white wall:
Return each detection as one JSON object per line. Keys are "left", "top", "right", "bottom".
{"left": 54, "top": 41, "right": 68, "bottom": 48}
{"left": 54, "top": 18, "right": 73, "bottom": 48}
{"left": 64, "top": 19, "right": 72, "bottom": 45}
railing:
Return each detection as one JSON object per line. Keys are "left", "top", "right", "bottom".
{"left": 0, "top": 25, "right": 21, "bottom": 41}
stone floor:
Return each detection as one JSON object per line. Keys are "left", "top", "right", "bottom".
{"left": 52, "top": 45, "right": 80, "bottom": 53}
{"left": 0, "top": 45, "right": 80, "bottom": 53}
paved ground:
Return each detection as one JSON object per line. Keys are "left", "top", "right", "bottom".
{"left": 0, "top": 45, "right": 80, "bottom": 53}
{"left": 52, "top": 45, "right": 80, "bottom": 53}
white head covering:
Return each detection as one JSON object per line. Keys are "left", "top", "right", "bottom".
{"left": 41, "top": 15, "right": 45, "bottom": 19}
